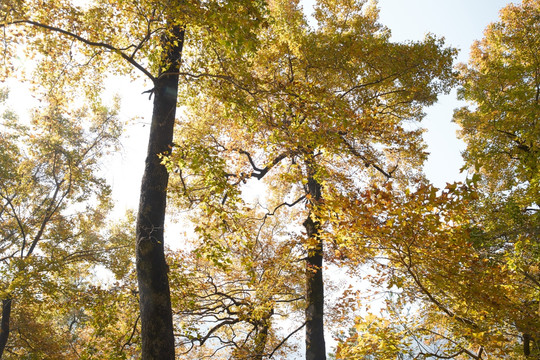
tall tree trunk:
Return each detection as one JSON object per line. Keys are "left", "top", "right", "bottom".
{"left": 0, "top": 298, "right": 12, "bottom": 359}
{"left": 253, "top": 320, "right": 270, "bottom": 360}
{"left": 136, "top": 26, "right": 184, "bottom": 360}
{"left": 524, "top": 333, "right": 531, "bottom": 357}
{"left": 304, "top": 168, "right": 326, "bottom": 360}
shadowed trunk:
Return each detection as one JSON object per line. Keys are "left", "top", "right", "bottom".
{"left": 253, "top": 320, "right": 270, "bottom": 360}
{"left": 304, "top": 168, "right": 326, "bottom": 360}
{"left": 524, "top": 333, "right": 531, "bottom": 357}
{"left": 136, "top": 25, "right": 184, "bottom": 360}
{"left": 0, "top": 299, "right": 12, "bottom": 359}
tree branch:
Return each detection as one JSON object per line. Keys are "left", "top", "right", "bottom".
{"left": 4, "top": 19, "right": 156, "bottom": 81}
{"left": 26, "top": 177, "right": 66, "bottom": 257}
{"left": 268, "top": 321, "right": 306, "bottom": 358}
{"left": 121, "top": 315, "right": 140, "bottom": 352}
{"left": 198, "top": 319, "right": 241, "bottom": 346}
{"left": 339, "top": 73, "right": 400, "bottom": 98}
{"left": 404, "top": 259, "right": 478, "bottom": 328}
{"left": 175, "top": 71, "right": 258, "bottom": 95}
{"left": 238, "top": 150, "right": 290, "bottom": 180}
{"left": 0, "top": 194, "right": 27, "bottom": 256}
{"left": 339, "top": 135, "right": 396, "bottom": 178}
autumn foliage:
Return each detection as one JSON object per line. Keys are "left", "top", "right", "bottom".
{"left": 0, "top": 0, "right": 538, "bottom": 359}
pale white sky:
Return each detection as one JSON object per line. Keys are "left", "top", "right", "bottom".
{"left": 106, "top": 0, "right": 516, "bottom": 215}
{"left": 2, "top": 1, "right": 514, "bottom": 216}
{"left": 376, "top": 0, "right": 515, "bottom": 187}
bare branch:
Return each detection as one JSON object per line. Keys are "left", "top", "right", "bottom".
{"left": 130, "top": 9, "right": 157, "bottom": 59}
{"left": 403, "top": 256, "right": 478, "bottom": 328}
{"left": 121, "top": 315, "right": 140, "bottom": 353}
{"left": 198, "top": 319, "right": 241, "bottom": 346}
{"left": 339, "top": 135, "right": 395, "bottom": 179}
{"left": 418, "top": 346, "right": 485, "bottom": 360}
{"left": 339, "top": 73, "right": 399, "bottom": 98}
{"left": 268, "top": 321, "right": 306, "bottom": 358}
{"left": 174, "top": 71, "right": 258, "bottom": 95}
{"left": 26, "top": 177, "right": 66, "bottom": 257}
{"left": 264, "top": 195, "right": 306, "bottom": 219}
{"left": 4, "top": 19, "right": 156, "bottom": 81}
{"left": 0, "top": 250, "right": 17, "bottom": 263}
{"left": 237, "top": 150, "right": 290, "bottom": 180}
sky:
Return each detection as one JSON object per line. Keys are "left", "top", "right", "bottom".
{"left": 376, "top": 0, "right": 515, "bottom": 187}
{"left": 2, "top": 0, "right": 517, "bottom": 214}
{"left": 101, "top": 0, "right": 517, "bottom": 216}
{"left": 1, "top": 0, "right": 516, "bottom": 232}
{"left": 0, "top": 0, "right": 517, "bottom": 209}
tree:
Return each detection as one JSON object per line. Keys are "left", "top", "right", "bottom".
{"left": 1, "top": 1, "right": 268, "bottom": 357}
{"left": 330, "top": 180, "right": 513, "bottom": 359}
{"left": 169, "top": 232, "right": 304, "bottom": 359}
{"left": 335, "top": 1, "right": 540, "bottom": 357}
{"left": 0, "top": 90, "right": 127, "bottom": 357}
{"left": 166, "top": 0, "right": 455, "bottom": 358}
{"left": 454, "top": 0, "right": 540, "bottom": 355}
{"left": 454, "top": 0, "right": 539, "bottom": 199}
{"left": 334, "top": 179, "right": 538, "bottom": 359}
{"left": 163, "top": 113, "right": 306, "bottom": 358}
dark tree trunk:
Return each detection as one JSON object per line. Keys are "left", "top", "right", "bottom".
{"left": 0, "top": 298, "right": 12, "bottom": 359}
{"left": 136, "top": 26, "right": 184, "bottom": 360}
{"left": 253, "top": 321, "right": 270, "bottom": 360}
{"left": 524, "top": 333, "right": 531, "bottom": 356}
{"left": 304, "top": 170, "right": 326, "bottom": 360}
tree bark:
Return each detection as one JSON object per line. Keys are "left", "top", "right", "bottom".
{"left": 253, "top": 320, "right": 270, "bottom": 360}
{"left": 524, "top": 333, "right": 531, "bottom": 357}
{"left": 0, "top": 299, "right": 12, "bottom": 359}
{"left": 304, "top": 169, "right": 326, "bottom": 360}
{"left": 136, "top": 26, "right": 184, "bottom": 360}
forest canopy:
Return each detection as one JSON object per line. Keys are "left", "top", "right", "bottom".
{"left": 0, "top": 0, "right": 538, "bottom": 359}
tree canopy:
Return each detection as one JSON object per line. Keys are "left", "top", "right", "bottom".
{"left": 335, "top": 1, "right": 539, "bottom": 358}
{"left": 0, "top": 0, "right": 538, "bottom": 359}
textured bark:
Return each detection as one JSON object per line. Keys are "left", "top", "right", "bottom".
{"left": 524, "top": 333, "right": 531, "bottom": 356}
{"left": 136, "top": 26, "right": 184, "bottom": 360}
{"left": 0, "top": 299, "right": 12, "bottom": 359}
{"left": 304, "top": 170, "right": 326, "bottom": 360}
{"left": 253, "top": 321, "right": 270, "bottom": 360}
